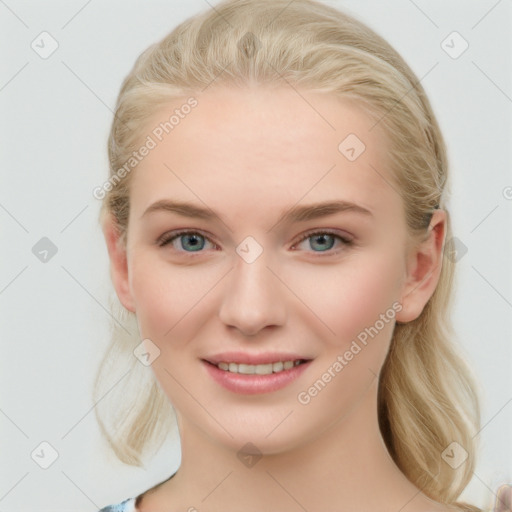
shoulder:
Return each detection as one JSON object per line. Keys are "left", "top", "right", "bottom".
{"left": 98, "top": 471, "right": 177, "bottom": 512}
{"left": 98, "top": 497, "right": 137, "bottom": 512}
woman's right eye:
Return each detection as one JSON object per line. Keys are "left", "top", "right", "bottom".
{"left": 157, "top": 230, "right": 216, "bottom": 253}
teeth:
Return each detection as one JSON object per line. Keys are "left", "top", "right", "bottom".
{"left": 216, "top": 360, "right": 303, "bottom": 375}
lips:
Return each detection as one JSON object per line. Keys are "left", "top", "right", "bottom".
{"left": 202, "top": 357, "right": 313, "bottom": 394}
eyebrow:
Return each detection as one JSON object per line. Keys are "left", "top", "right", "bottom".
{"left": 140, "top": 198, "right": 373, "bottom": 227}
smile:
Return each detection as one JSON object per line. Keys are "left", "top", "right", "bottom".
{"left": 215, "top": 360, "right": 305, "bottom": 375}
{"left": 202, "top": 357, "right": 313, "bottom": 394}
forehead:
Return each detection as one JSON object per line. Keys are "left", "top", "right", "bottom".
{"left": 130, "top": 85, "right": 403, "bottom": 224}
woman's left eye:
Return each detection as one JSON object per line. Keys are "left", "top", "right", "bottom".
{"left": 157, "top": 229, "right": 353, "bottom": 255}
{"left": 292, "top": 230, "right": 353, "bottom": 254}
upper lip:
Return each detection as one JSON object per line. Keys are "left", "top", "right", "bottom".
{"left": 203, "top": 352, "right": 312, "bottom": 365}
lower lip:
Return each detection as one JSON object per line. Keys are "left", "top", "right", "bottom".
{"left": 202, "top": 360, "right": 312, "bottom": 394}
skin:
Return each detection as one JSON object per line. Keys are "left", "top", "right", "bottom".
{"left": 103, "top": 85, "right": 453, "bottom": 512}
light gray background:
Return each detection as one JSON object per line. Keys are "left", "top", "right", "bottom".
{"left": 1, "top": 1, "right": 511, "bottom": 511}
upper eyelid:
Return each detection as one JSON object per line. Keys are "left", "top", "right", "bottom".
{"left": 157, "top": 229, "right": 217, "bottom": 247}
{"left": 295, "top": 228, "right": 353, "bottom": 243}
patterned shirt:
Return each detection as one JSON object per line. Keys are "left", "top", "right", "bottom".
{"left": 98, "top": 472, "right": 176, "bottom": 512}
{"left": 98, "top": 497, "right": 137, "bottom": 512}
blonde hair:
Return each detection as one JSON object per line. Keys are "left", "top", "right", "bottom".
{"left": 93, "top": 1, "right": 483, "bottom": 510}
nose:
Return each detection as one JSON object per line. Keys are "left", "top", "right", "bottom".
{"left": 218, "top": 249, "right": 287, "bottom": 337}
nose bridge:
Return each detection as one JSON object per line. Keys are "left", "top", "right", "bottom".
{"left": 218, "top": 239, "right": 286, "bottom": 335}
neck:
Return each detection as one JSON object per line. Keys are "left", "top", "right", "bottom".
{"left": 161, "top": 379, "right": 439, "bottom": 512}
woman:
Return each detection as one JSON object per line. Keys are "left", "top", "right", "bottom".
{"left": 94, "top": 0, "right": 505, "bottom": 510}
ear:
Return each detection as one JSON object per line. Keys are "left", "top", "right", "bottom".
{"left": 102, "top": 214, "right": 136, "bottom": 313}
{"left": 395, "top": 210, "right": 447, "bottom": 323}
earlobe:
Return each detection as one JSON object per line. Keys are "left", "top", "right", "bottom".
{"left": 395, "top": 210, "right": 447, "bottom": 324}
{"left": 102, "top": 215, "right": 136, "bottom": 313}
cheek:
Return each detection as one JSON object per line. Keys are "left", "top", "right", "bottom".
{"left": 283, "top": 251, "right": 403, "bottom": 350}
{"left": 344, "top": 256, "right": 401, "bottom": 331}
{"left": 129, "top": 253, "right": 219, "bottom": 345}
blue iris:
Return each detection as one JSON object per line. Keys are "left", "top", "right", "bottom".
{"left": 179, "top": 233, "right": 206, "bottom": 252}
{"left": 309, "top": 233, "right": 335, "bottom": 251}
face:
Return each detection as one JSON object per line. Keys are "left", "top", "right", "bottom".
{"left": 109, "top": 85, "right": 436, "bottom": 455}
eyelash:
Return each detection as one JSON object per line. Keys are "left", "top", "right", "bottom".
{"left": 157, "top": 229, "right": 354, "bottom": 256}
